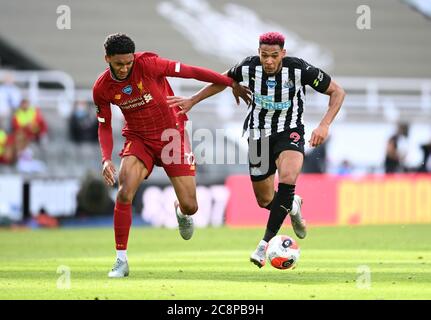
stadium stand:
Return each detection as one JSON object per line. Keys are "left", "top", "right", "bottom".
{"left": 0, "top": 0, "right": 431, "bottom": 86}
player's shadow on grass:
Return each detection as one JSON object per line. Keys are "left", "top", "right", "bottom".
{"left": 2, "top": 269, "right": 429, "bottom": 286}
{"left": 130, "top": 269, "right": 431, "bottom": 285}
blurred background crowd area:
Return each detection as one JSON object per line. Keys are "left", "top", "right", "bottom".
{"left": 0, "top": 0, "right": 430, "bottom": 224}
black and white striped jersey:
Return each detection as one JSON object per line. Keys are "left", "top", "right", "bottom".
{"left": 228, "top": 56, "right": 331, "bottom": 139}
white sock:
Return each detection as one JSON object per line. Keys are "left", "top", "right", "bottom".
{"left": 116, "top": 250, "right": 127, "bottom": 262}
{"left": 258, "top": 240, "right": 268, "bottom": 247}
{"left": 176, "top": 203, "right": 187, "bottom": 218}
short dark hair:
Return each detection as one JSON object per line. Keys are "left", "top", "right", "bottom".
{"left": 104, "top": 33, "right": 135, "bottom": 56}
{"left": 259, "top": 32, "right": 285, "bottom": 48}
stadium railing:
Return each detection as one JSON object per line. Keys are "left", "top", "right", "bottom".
{"left": 1, "top": 70, "right": 431, "bottom": 179}
{"left": 0, "top": 69, "right": 75, "bottom": 116}
{"left": 2, "top": 70, "right": 431, "bottom": 119}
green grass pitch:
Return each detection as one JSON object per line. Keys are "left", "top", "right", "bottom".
{"left": 0, "top": 224, "right": 430, "bottom": 300}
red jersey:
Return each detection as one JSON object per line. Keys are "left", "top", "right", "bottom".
{"left": 93, "top": 52, "right": 233, "bottom": 163}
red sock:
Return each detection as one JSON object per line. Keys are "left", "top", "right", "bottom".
{"left": 114, "top": 202, "right": 132, "bottom": 250}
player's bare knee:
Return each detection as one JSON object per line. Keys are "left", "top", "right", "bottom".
{"left": 256, "top": 195, "right": 272, "bottom": 208}
{"left": 180, "top": 201, "right": 198, "bottom": 215}
{"left": 117, "top": 187, "right": 134, "bottom": 204}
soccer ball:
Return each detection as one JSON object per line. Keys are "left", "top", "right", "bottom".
{"left": 266, "top": 235, "right": 300, "bottom": 270}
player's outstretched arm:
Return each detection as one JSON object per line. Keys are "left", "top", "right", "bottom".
{"left": 167, "top": 71, "right": 251, "bottom": 115}
{"left": 309, "top": 80, "right": 346, "bottom": 147}
{"left": 167, "top": 81, "right": 227, "bottom": 115}
{"left": 167, "top": 81, "right": 250, "bottom": 115}
{"left": 164, "top": 61, "right": 234, "bottom": 87}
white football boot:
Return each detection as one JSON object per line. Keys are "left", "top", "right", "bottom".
{"left": 250, "top": 240, "right": 268, "bottom": 268}
{"left": 289, "top": 195, "right": 307, "bottom": 239}
{"left": 108, "top": 258, "right": 129, "bottom": 278}
{"left": 174, "top": 200, "right": 194, "bottom": 240}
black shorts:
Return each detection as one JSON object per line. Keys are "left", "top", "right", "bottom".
{"left": 248, "top": 127, "right": 305, "bottom": 182}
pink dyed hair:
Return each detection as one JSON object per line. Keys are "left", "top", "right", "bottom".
{"left": 259, "top": 32, "right": 285, "bottom": 48}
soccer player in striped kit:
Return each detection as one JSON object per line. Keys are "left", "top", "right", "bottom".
{"left": 167, "top": 32, "right": 346, "bottom": 268}
{"left": 93, "top": 33, "right": 248, "bottom": 277}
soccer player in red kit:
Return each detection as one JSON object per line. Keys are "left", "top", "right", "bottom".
{"left": 93, "top": 33, "right": 246, "bottom": 277}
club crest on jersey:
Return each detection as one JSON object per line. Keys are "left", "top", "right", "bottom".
{"left": 266, "top": 80, "right": 277, "bottom": 89}
{"left": 122, "top": 85, "right": 133, "bottom": 95}
{"left": 137, "top": 80, "right": 144, "bottom": 93}
{"left": 283, "top": 79, "right": 294, "bottom": 89}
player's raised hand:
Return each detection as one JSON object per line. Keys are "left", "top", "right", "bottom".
{"left": 232, "top": 81, "right": 252, "bottom": 106}
{"left": 167, "top": 96, "right": 196, "bottom": 115}
{"left": 102, "top": 160, "right": 117, "bottom": 186}
{"left": 309, "top": 124, "right": 329, "bottom": 147}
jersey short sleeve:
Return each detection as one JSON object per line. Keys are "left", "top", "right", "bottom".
{"left": 227, "top": 56, "right": 254, "bottom": 82}
{"left": 92, "top": 82, "right": 112, "bottom": 124}
{"left": 300, "top": 59, "right": 331, "bottom": 93}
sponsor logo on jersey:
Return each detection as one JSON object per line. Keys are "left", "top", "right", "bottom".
{"left": 266, "top": 79, "right": 277, "bottom": 89}
{"left": 122, "top": 85, "right": 133, "bottom": 95}
{"left": 117, "top": 94, "right": 153, "bottom": 110}
{"left": 254, "top": 93, "right": 291, "bottom": 110}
